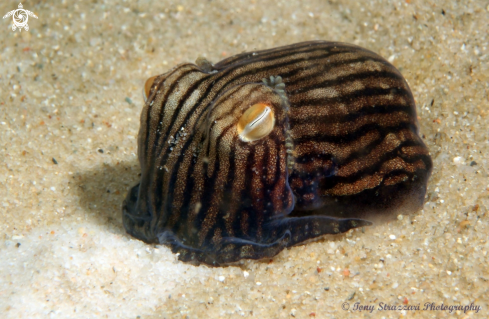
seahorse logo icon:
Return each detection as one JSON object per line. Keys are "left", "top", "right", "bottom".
{"left": 3, "top": 3, "right": 38, "bottom": 32}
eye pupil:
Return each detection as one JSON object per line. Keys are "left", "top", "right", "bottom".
{"left": 237, "top": 103, "right": 275, "bottom": 142}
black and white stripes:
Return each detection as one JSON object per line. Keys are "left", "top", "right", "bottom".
{"left": 123, "top": 41, "right": 432, "bottom": 265}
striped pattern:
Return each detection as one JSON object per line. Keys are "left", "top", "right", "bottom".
{"left": 123, "top": 41, "right": 432, "bottom": 265}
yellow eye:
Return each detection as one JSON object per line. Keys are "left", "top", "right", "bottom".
{"left": 143, "top": 75, "right": 158, "bottom": 102}
{"left": 237, "top": 103, "right": 275, "bottom": 142}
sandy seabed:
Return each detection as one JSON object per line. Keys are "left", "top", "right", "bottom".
{"left": 1, "top": 0, "right": 488, "bottom": 318}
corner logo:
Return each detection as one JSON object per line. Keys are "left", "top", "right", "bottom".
{"left": 3, "top": 3, "right": 38, "bottom": 32}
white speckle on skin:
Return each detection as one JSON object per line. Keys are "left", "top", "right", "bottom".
{"left": 305, "top": 87, "right": 338, "bottom": 99}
